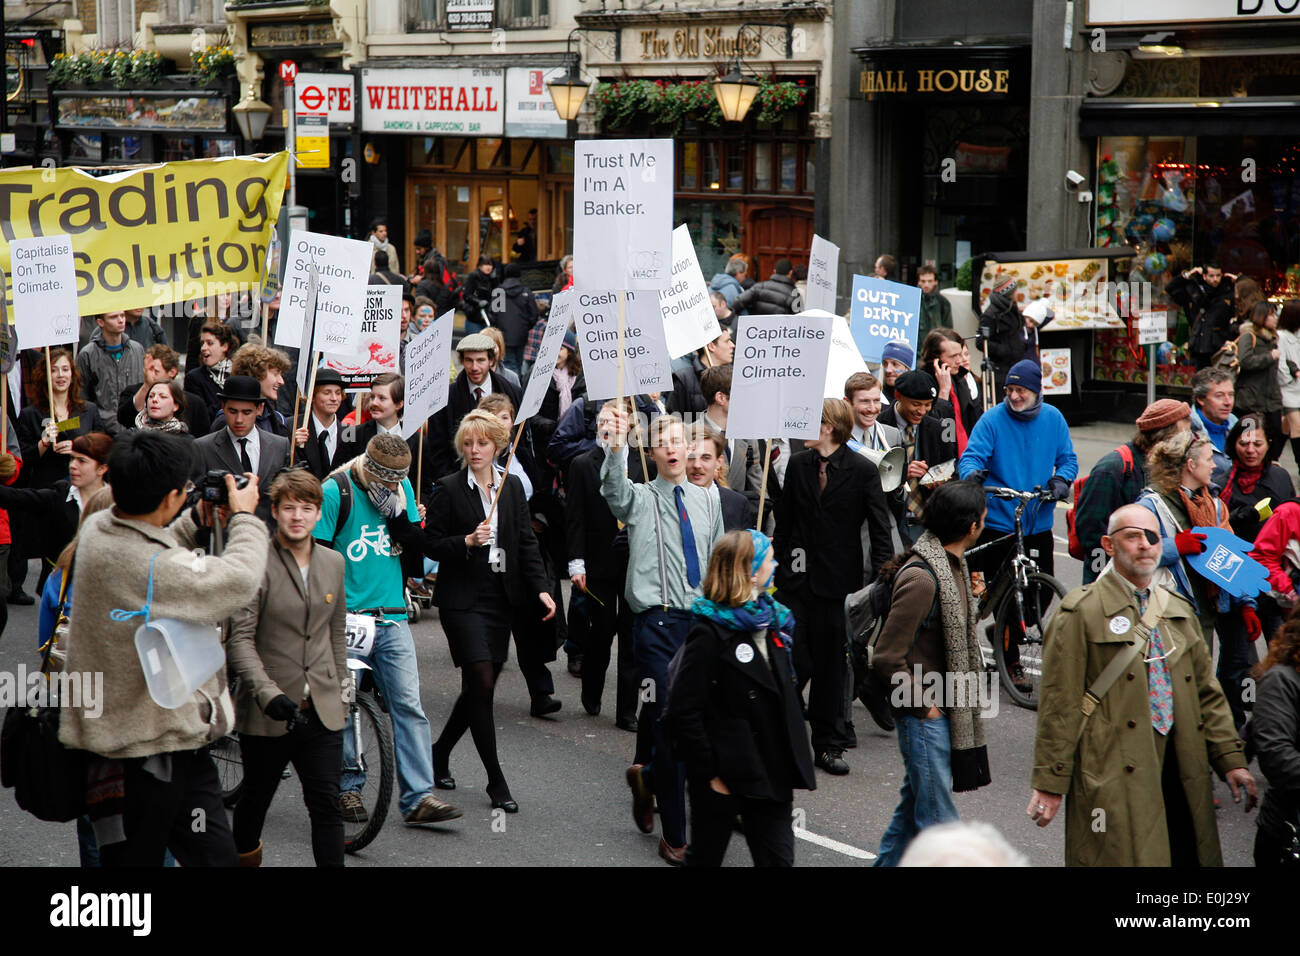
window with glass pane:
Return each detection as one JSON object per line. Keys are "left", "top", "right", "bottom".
{"left": 726, "top": 146, "right": 744, "bottom": 191}
{"left": 753, "top": 142, "right": 772, "bottom": 192}
{"left": 705, "top": 143, "right": 721, "bottom": 190}
{"left": 504, "top": 0, "right": 549, "bottom": 27}
{"left": 778, "top": 143, "right": 797, "bottom": 192}
{"left": 680, "top": 141, "right": 698, "bottom": 190}
{"left": 163, "top": 136, "right": 196, "bottom": 162}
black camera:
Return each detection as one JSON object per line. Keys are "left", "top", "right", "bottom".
{"left": 196, "top": 469, "right": 250, "bottom": 504}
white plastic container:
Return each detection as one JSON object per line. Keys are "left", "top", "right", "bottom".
{"left": 134, "top": 618, "right": 225, "bottom": 710}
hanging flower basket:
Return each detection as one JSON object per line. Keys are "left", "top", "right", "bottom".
{"left": 49, "top": 50, "right": 165, "bottom": 89}
{"left": 190, "top": 46, "right": 236, "bottom": 85}
{"left": 593, "top": 75, "right": 807, "bottom": 132}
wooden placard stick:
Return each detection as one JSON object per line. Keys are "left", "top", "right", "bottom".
{"left": 755, "top": 440, "right": 774, "bottom": 530}
{"left": 485, "top": 419, "right": 526, "bottom": 522}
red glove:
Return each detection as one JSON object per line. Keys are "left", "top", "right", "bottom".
{"left": 1243, "top": 608, "right": 1262, "bottom": 641}
{"left": 1175, "top": 530, "right": 1207, "bottom": 556}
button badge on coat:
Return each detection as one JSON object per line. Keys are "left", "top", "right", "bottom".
{"left": 1109, "top": 616, "right": 1131, "bottom": 635}
{"left": 735, "top": 643, "right": 754, "bottom": 663}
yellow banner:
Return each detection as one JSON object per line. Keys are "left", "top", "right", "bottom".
{"left": 0, "top": 152, "right": 289, "bottom": 317}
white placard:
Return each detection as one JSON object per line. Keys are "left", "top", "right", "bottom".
{"left": 660, "top": 225, "right": 721, "bottom": 359}
{"left": 295, "top": 72, "right": 355, "bottom": 124}
{"left": 361, "top": 68, "right": 504, "bottom": 135}
{"left": 1086, "top": 0, "right": 1299, "bottom": 26}
{"left": 803, "top": 310, "right": 868, "bottom": 399}
{"left": 575, "top": 291, "right": 674, "bottom": 402}
{"left": 294, "top": 261, "right": 319, "bottom": 393}
{"left": 1136, "top": 308, "right": 1168, "bottom": 346}
{"left": 324, "top": 285, "right": 403, "bottom": 389}
{"left": 1040, "top": 348, "right": 1073, "bottom": 396}
{"left": 573, "top": 139, "right": 674, "bottom": 291}
{"left": 9, "top": 236, "right": 79, "bottom": 349}
{"left": 729, "top": 313, "right": 834, "bottom": 441}
{"left": 276, "top": 230, "right": 372, "bottom": 357}
{"left": 518, "top": 291, "right": 573, "bottom": 422}
{"left": 805, "top": 234, "right": 840, "bottom": 315}
{"left": 504, "top": 67, "right": 569, "bottom": 139}
{"left": 401, "top": 309, "right": 453, "bottom": 440}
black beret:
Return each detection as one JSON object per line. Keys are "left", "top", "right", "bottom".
{"left": 894, "top": 370, "right": 938, "bottom": 400}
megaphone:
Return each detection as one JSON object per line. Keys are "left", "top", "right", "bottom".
{"left": 861, "top": 445, "right": 906, "bottom": 493}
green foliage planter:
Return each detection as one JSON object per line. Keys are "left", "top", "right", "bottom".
{"left": 50, "top": 50, "right": 165, "bottom": 89}
{"left": 594, "top": 76, "right": 808, "bottom": 132}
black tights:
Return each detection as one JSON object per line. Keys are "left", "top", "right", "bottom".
{"left": 1291, "top": 437, "right": 1300, "bottom": 472}
{"left": 435, "top": 661, "right": 508, "bottom": 798}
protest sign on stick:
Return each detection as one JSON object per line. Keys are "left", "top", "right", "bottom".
{"left": 805, "top": 235, "right": 840, "bottom": 315}
{"left": 572, "top": 139, "right": 674, "bottom": 293}
{"left": 402, "top": 309, "right": 454, "bottom": 442}
{"left": 575, "top": 291, "right": 673, "bottom": 402}
{"left": 10, "top": 235, "right": 79, "bottom": 351}
{"left": 659, "top": 225, "right": 720, "bottom": 359}
{"left": 728, "top": 313, "right": 833, "bottom": 528}
{"left": 324, "top": 285, "right": 403, "bottom": 389}
{"left": 276, "top": 230, "right": 372, "bottom": 356}
{"left": 801, "top": 309, "right": 868, "bottom": 399}
{"left": 518, "top": 291, "right": 573, "bottom": 423}
{"left": 848, "top": 275, "right": 922, "bottom": 366}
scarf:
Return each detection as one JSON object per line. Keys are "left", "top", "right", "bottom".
{"left": 909, "top": 530, "right": 990, "bottom": 792}
{"left": 552, "top": 366, "right": 577, "bottom": 418}
{"left": 1195, "top": 406, "right": 1230, "bottom": 452}
{"left": 691, "top": 591, "right": 793, "bottom": 637}
{"left": 135, "top": 408, "right": 189, "bottom": 434}
{"left": 1221, "top": 463, "right": 1265, "bottom": 503}
{"left": 1178, "top": 484, "right": 1221, "bottom": 530}
{"left": 1006, "top": 392, "right": 1043, "bottom": 422}
{"left": 207, "top": 358, "right": 231, "bottom": 391}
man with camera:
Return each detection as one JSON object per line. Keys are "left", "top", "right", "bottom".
{"left": 313, "top": 433, "right": 461, "bottom": 826}
{"left": 59, "top": 431, "right": 268, "bottom": 866}
{"left": 193, "top": 374, "right": 290, "bottom": 526}
{"left": 227, "top": 469, "right": 348, "bottom": 867}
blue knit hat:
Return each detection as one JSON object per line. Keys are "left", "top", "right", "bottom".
{"left": 1005, "top": 358, "right": 1042, "bottom": 394}
{"left": 563, "top": 329, "right": 578, "bottom": 352}
{"left": 881, "top": 341, "right": 914, "bottom": 368}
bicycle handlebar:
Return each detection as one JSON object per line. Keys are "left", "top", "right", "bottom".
{"left": 985, "top": 485, "right": 1054, "bottom": 503}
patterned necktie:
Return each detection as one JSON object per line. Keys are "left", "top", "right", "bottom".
{"left": 903, "top": 424, "right": 924, "bottom": 516}
{"left": 817, "top": 456, "right": 829, "bottom": 495}
{"left": 675, "top": 485, "right": 701, "bottom": 588}
{"left": 1135, "top": 589, "right": 1174, "bottom": 735}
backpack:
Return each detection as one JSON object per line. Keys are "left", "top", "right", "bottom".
{"left": 844, "top": 558, "right": 938, "bottom": 708}
{"left": 1066, "top": 444, "right": 1134, "bottom": 560}
{"left": 327, "top": 471, "right": 353, "bottom": 549}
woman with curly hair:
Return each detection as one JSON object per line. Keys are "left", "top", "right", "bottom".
{"left": 1250, "top": 615, "right": 1300, "bottom": 866}
{"left": 1140, "top": 432, "right": 1261, "bottom": 726}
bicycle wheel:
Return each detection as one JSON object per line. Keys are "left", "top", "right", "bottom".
{"left": 993, "top": 572, "right": 1066, "bottom": 711}
{"left": 209, "top": 733, "right": 245, "bottom": 808}
{"left": 342, "top": 690, "right": 396, "bottom": 854}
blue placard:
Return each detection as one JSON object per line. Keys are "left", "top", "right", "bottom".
{"left": 849, "top": 275, "right": 923, "bottom": 366}
{"left": 1185, "top": 525, "right": 1271, "bottom": 599}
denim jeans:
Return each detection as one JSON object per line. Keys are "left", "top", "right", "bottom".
{"left": 874, "top": 714, "right": 960, "bottom": 867}
{"left": 341, "top": 620, "right": 434, "bottom": 816}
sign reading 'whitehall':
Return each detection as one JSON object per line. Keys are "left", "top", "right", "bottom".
{"left": 361, "top": 68, "right": 503, "bottom": 135}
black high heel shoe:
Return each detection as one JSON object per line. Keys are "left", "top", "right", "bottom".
{"left": 431, "top": 743, "right": 455, "bottom": 790}
{"left": 488, "top": 784, "right": 518, "bottom": 813}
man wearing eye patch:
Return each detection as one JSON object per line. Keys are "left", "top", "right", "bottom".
{"left": 1029, "top": 504, "right": 1256, "bottom": 866}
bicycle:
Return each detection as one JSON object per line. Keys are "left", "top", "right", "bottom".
{"left": 965, "top": 486, "right": 1068, "bottom": 711}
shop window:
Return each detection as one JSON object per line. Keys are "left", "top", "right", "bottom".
{"left": 546, "top": 143, "right": 573, "bottom": 175}
{"left": 67, "top": 133, "right": 102, "bottom": 162}
{"left": 162, "top": 136, "right": 197, "bottom": 162}
{"left": 677, "top": 200, "right": 744, "bottom": 279}
{"left": 726, "top": 146, "right": 744, "bottom": 191}
{"left": 778, "top": 143, "right": 798, "bottom": 192}
{"left": 704, "top": 143, "right": 721, "bottom": 191}
{"left": 203, "top": 137, "right": 237, "bottom": 158}
{"left": 680, "top": 142, "right": 698, "bottom": 190}
{"left": 752, "top": 142, "right": 772, "bottom": 192}
{"left": 105, "top": 134, "right": 147, "bottom": 162}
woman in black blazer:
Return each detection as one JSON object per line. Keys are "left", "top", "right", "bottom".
{"left": 17, "top": 347, "right": 104, "bottom": 489}
{"left": 427, "top": 409, "right": 556, "bottom": 812}
{"left": 665, "top": 529, "right": 816, "bottom": 867}
{"left": 0, "top": 432, "right": 111, "bottom": 590}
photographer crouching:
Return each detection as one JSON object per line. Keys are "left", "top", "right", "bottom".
{"left": 59, "top": 431, "right": 268, "bottom": 867}
{"left": 227, "top": 469, "right": 348, "bottom": 867}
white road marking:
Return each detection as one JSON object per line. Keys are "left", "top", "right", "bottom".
{"left": 794, "top": 827, "right": 877, "bottom": 860}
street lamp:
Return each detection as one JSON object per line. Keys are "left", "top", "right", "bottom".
{"left": 232, "top": 85, "right": 273, "bottom": 144}
{"left": 712, "top": 63, "right": 760, "bottom": 123}
{"left": 547, "top": 65, "right": 591, "bottom": 122}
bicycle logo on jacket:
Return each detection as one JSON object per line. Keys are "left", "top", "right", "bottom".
{"left": 346, "top": 524, "right": 392, "bottom": 561}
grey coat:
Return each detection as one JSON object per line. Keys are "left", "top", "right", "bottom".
{"left": 76, "top": 330, "right": 145, "bottom": 435}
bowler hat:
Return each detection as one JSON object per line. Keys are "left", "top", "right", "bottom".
{"left": 313, "top": 368, "right": 345, "bottom": 391}
{"left": 217, "top": 375, "right": 265, "bottom": 404}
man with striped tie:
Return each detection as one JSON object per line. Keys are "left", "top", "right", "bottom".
{"left": 600, "top": 406, "right": 723, "bottom": 865}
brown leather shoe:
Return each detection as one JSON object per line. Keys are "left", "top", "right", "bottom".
{"left": 626, "top": 764, "right": 654, "bottom": 834}
{"left": 658, "top": 838, "right": 687, "bottom": 866}
{"left": 238, "top": 841, "right": 262, "bottom": 867}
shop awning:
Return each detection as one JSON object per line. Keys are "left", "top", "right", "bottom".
{"left": 1080, "top": 97, "right": 1300, "bottom": 137}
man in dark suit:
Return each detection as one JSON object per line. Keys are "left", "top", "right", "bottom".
{"left": 773, "top": 398, "right": 893, "bottom": 777}
{"left": 877, "top": 370, "right": 959, "bottom": 545}
{"left": 293, "top": 369, "right": 363, "bottom": 480}
{"left": 687, "top": 424, "right": 755, "bottom": 530}
{"left": 192, "top": 375, "right": 290, "bottom": 527}
{"left": 426, "top": 333, "right": 523, "bottom": 483}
